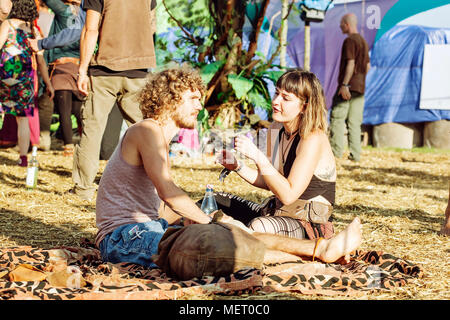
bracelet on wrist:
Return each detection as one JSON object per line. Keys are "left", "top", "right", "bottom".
{"left": 341, "top": 84, "right": 350, "bottom": 88}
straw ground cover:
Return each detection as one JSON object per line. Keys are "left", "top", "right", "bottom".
{"left": 0, "top": 144, "right": 448, "bottom": 300}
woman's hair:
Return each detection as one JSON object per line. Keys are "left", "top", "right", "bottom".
{"left": 7, "top": 0, "right": 38, "bottom": 37}
{"left": 138, "top": 65, "right": 206, "bottom": 121}
{"left": 8, "top": 0, "right": 38, "bottom": 22}
{"left": 276, "top": 69, "right": 328, "bottom": 138}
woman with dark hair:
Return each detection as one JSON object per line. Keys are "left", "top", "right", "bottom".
{"left": 0, "top": 0, "right": 54, "bottom": 166}
{"left": 216, "top": 69, "right": 336, "bottom": 240}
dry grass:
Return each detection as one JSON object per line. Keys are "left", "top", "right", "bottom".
{"left": 0, "top": 144, "right": 449, "bottom": 300}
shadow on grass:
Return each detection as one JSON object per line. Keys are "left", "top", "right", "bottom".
{"left": 0, "top": 171, "right": 61, "bottom": 195}
{"left": 0, "top": 209, "right": 94, "bottom": 248}
{"left": 41, "top": 164, "right": 72, "bottom": 178}
{"left": 0, "top": 155, "right": 19, "bottom": 167}
{"left": 340, "top": 164, "right": 449, "bottom": 190}
{"left": 335, "top": 204, "right": 442, "bottom": 226}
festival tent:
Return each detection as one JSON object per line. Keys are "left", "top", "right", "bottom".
{"left": 363, "top": 25, "right": 450, "bottom": 126}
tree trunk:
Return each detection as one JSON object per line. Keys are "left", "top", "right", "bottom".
{"left": 280, "top": 0, "right": 289, "bottom": 67}
{"left": 304, "top": 21, "right": 310, "bottom": 71}
{"left": 246, "top": 0, "right": 270, "bottom": 65}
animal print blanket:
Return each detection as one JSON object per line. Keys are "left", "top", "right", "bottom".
{"left": 0, "top": 242, "right": 423, "bottom": 300}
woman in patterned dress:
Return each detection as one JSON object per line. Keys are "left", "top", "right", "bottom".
{"left": 0, "top": 0, "right": 54, "bottom": 166}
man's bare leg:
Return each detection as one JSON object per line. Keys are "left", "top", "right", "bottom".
{"left": 263, "top": 249, "right": 302, "bottom": 264}
{"left": 255, "top": 217, "right": 363, "bottom": 264}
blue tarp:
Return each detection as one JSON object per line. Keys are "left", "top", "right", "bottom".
{"left": 363, "top": 25, "right": 450, "bottom": 125}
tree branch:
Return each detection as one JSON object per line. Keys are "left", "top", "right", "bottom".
{"left": 204, "top": 38, "right": 242, "bottom": 104}
{"left": 162, "top": 0, "right": 200, "bottom": 46}
{"left": 245, "top": 0, "right": 270, "bottom": 65}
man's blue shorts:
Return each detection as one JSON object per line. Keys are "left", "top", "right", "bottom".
{"left": 99, "top": 219, "right": 169, "bottom": 268}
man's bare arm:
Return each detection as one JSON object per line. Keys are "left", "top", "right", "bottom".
{"left": 342, "top": 59, "right": 355, "bottom": 85}
{"left": 338, "top": 59, "right": 355, "bottom": 100}
{"left": 132, "top": 123, "right": 211, "bottom": 224}
{"left": 77, "top": 9, "right": 100, "bottom": 95}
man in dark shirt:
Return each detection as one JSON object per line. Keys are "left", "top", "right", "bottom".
{"left": 72, "top": 0, "right": 157, "bottom": 201}
{"left": 329, "top": 13, "right": 370, "bottom": 162}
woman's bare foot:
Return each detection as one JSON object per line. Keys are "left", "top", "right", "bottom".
{"left": 315, "top": 217, "right": 363, "bottom": 263}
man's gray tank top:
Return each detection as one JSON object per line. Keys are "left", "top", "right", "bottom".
{"left": 95, "top": 133, "right": 161, "bottom": 247}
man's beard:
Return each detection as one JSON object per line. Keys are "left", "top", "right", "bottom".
{"left": 173, "top": 111, "right": 196, "bottom": 129}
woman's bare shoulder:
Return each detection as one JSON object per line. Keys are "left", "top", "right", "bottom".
{"left": 301, "top": 129, "right": 328, "bottom": 144}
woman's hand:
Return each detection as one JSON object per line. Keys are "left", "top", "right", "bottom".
{"left": 28, "top": 38, "right": 39, "bottom": 52}
{"left": 234, "top": 135, "right": 264, "bottom": 164}
{"left": 216, "top": 149, "right": 239, "bottom": 171}
{"left": 46, "top": 84, "right": 55, "bottom": 100}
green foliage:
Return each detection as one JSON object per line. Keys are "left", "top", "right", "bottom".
{"left": 200, "top": 60, "right": 225, "bottom": 85}
{"left": 196, "top": 107, "right": 211, "bottom": 137}
{"left": 227, "top": 74, "right": 254, "bottom": 99}
{"left": 157, "top": 0, "right": 290, "bottom": 130}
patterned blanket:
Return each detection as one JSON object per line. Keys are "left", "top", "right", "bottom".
{"left": 0, "top": 242, "right": 423, "bottom": 300}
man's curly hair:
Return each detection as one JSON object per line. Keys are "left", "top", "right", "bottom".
{"left": 8, "top": 0, "right": 38, "bottom": 24}
{"left": 138, "top": 65, "right": 206, "bottom": 121}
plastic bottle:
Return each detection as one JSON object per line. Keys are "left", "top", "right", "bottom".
{"left": 200, "top": 184, "right": 218, "bottom": 215}
{"left": 26, "top": 146, "right": 39, "bottom": 189}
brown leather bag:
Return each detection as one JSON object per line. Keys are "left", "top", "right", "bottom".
{"left": 260, "top": 196, "right": 333, "bottom": 224}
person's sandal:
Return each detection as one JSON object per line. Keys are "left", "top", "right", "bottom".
{"left": 18, "top": 155, "right": 27, "bottom": 167}
{"left": 63, "top": 144, "right": 74, "bottom": 157}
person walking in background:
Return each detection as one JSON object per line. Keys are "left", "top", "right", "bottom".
{"left": 72, "top": 0, "right": 157, "bottom": 201}
{"left": 329, "top": 13, "right": 370, "bottom": 162}
{"left": 0, "top": 0, "right": 54, "bottom": 166}
{"left": 31, "top": 0, "right": 84, "bottom": 156}
{"left": 30, "top": 0, "right": 86, "bottom": 152}
{"left": 30, "top": 0, "right": 85, "bottom": 54}
{"left": 0, "top": 0, "right": 16, "bottom": 148}
{"left": 0, "top": 0, "right": 45, "bottom": 150}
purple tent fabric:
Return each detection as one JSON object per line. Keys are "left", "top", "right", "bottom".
{"left": 285, "top": 0, "right": 397, "bottom": 109}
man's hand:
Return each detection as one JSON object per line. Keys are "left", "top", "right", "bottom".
{"left": 77, "top": 71, "right": 89, "bottom": 96}
{"left": 338, "top": 85, "right": 351, "bottom": 100}
{"left": 214, "top": 211, "right": 254, "bottom": 234}
{"left": 183, "top": 218, "right": 197, "bottom": 226}
{"left": 28, "top": 38, "right": 40, "bottom": 52}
